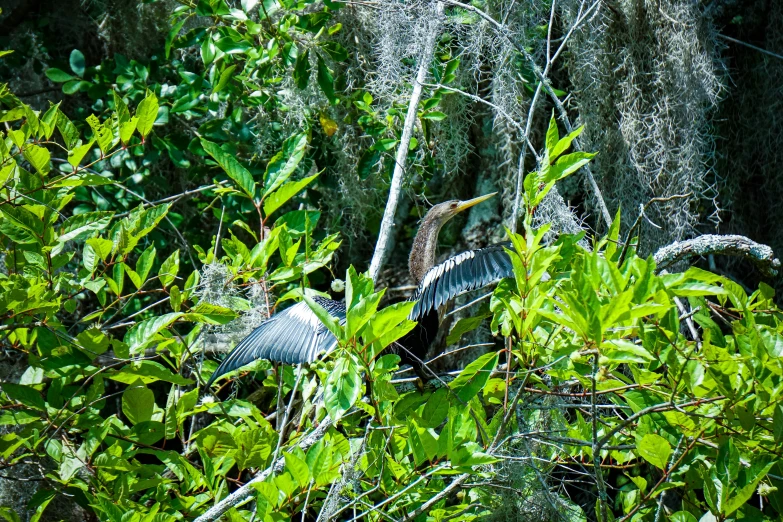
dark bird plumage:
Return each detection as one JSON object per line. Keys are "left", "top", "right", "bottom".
{"left": 206, "top": 193, "right": 513, "bottom": 387}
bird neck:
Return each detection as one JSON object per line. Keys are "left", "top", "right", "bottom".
{"left": 409, "top": 215, "right": 445, "bottom": 284}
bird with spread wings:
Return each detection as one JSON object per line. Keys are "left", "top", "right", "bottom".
{"left": 206, "top": 193, "right": 513, "bottom": 387}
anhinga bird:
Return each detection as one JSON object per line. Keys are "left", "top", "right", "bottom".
{"left": 206, "top": 193, "right": 513, "bottom": 387}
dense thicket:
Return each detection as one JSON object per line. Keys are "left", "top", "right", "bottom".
{"left": 1, "top": 0, "right": 783, "bottom": 520}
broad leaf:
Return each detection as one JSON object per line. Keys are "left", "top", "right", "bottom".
{"left": 201, "top": 139, "right": 256, "bottom": 198}
{"left": 324, "top": 357, "right": 361, "bottom": 421}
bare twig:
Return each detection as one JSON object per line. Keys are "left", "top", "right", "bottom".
{"left": 718, "top": 33, "right": 783, "bottom": 62}
{"left": 619, "top": 193, "right": 693, "bottom": 264}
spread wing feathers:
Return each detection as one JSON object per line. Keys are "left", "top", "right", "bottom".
{"left": 206, "top": 297, "right": 346, "bottom": 387}
{"left": 409, "top": 243, "right": 513, "bottom": 320}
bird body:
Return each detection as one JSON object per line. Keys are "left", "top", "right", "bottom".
{"left": 206, "top": 193, "right": 513, "bottom": 387}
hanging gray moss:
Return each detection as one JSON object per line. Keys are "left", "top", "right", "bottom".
{"left": 563, "top": 0, "right": 725, "bottom": 253}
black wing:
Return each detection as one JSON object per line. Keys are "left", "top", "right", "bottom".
{"left": 409, "top": 243, "right": 513, "bottom": 321}
{"left": 206, "top": 297, "right": 346, "bottom": 387}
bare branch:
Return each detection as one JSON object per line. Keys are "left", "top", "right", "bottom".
{"left": 193, "top": 417, "right": 334, "bottom": 522}
{"left": 368, "top": 1, "right": 445, "bottom": 281}
{"left": 653, "top": 234, "right": 781, "bottom": 277}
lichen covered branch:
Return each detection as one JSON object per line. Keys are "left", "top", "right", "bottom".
{"left": 653, "top": 234, "right": 781, "bottom": 277}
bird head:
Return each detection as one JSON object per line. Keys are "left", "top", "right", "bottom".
{"left": 426, "top": 192, "right": 497, "bottom": 224}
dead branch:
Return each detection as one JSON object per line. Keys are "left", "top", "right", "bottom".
{"left": 368, "top": 2, "right": 445, "bottom": 281}
{"left": 653, "top": 234, "right": 781, "bottom": 277}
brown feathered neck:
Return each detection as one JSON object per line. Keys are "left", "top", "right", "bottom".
{"left": 408, "top": 212, "right": 447, "bottom": 284}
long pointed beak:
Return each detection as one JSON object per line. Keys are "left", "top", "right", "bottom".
{"left": 454, "top": 192, "right": 497, "bottom": 213}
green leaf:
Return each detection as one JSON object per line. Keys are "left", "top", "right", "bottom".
{"left": 324, "top": 356, "right": 361, "bottom": 421}
{"left": 723, "top": 460, "right": 775, "bottom": 515}
{"left": 186, "top": 302, "right": 238, "bottom": 324}
{"left": 451, "top": 441, "right": 498, "bottom": 467}
{"left": 361, "top": 304, "right": 415, "bottom": 351}
{"left": 201, "top": 139, "right": 256, "bottom": 198}
{"left": 41, "top": 103, "right": 59, "bottom": 139}
{"left": 110, "top": 361, "right": 193, "bottom": 386}
{"left": 2, "top": 383, "right": 46, "bottom": 410}
{"left": 119, "top": 116, "right": 139, "bottom": 144}
{"left": 446, "top": 314, "right": 490, "bottom": 345}
{"left": 421, "top": 111, "right": 447, "bottom": 121}
{"left": 636, "top": 434, "right": 671, "bottom": 470}
{"left": 136, "top": 244, "right": 156, "bottom": 283}
{"left": 263, "top": 133, "right": 308, "bottom": 197}
{"left": 23, "top": 145, "right": 50, "bottom": 175}
{"left": 124, "top": 313, "right": 183, "bottom": 354}
{"left": 263, "top": 172, "right": 319, "bottom": 217}
{"left": 213, "top": 64, "right": 237, "bottom": 94}
{"left": 166, "top": 17, "right": 188, "bottom": 59}
{"left": 316, "top": 54, "right": 336, "bottom": 104}
{"left": 67, "top": 141, "right": 93, "bottom": 167}
{"left": 136, "top": 91, "right": 159, "bottom": 138}
{"left": 421, "top": 387, "right": 449, "bottom": 428}
{"left": 449, "top": 352, "right": 498, "bottom": 403}
{"left": 669, "top": 283, "right": 727, "bottom": 297}
{"left": 215, "top": 36, "right": 252, "bottom": 55}
{"left": 551, "top": 125, "right": 584, "bottom": 161}
{"left": 45, "top": 68, "right": 75, "bottom": 83}
{"left": 86, "top": 237, "right": 113, "bottom": 262}
{"left": 76, "top": 328, "right": 110, "bottom": 358}
{"left": 303, "top": 295, "right": 343, "bottom": 341}
{"left": 59, "top": 211, "right": 113, "bottom": 244}
{"left": 158, "top": 250, "right": 180, "bottom": 288}
{"left": 86, "top": 114, "right": 114, "bottom": 155}
{"left": 600, "top": 339, "right": 654, "bottom": 364}
{"left": 545, "top": 113, "right": 559, "bottom": 155}
{"left": 56, "top": 111, "right": 80, "bottom": 149}
{"left": 62, "top": 80, "right": 87, "bottom": 95}
{"left": 28, "top": 489, "right": 55, "bottom": 522}
{"left": 294, "top": 48, "right": 310, "bottom": 89}
{"left": 69, "top": 49, "right": 85, "bottom": 77}
{"left": 113, "top": 91, "right": 130, "bottom": 124}
{"left": 346, "top": 291, "right": 383, "bottom": 339}
{"left": 0, "top": 506, "right": 21, "bottom": 522}
{"left": 234, "top": 428, "right": 273, "bottom": 471}
{"left": 774, "top": 405, "right": 783, "bottom": 443}
{"left": 357, "top": 149, "right": 380, "bottom": 179}
{"left": 320, "top": 41, "right": 349, "bottom": 62}
{"left": 170, "top": 285, "right": 182, "bottom": 312}
{"left": 408, "top": 417, "right": 438, "bottom": 465}
{"left": 122, "top": 381, "right": 155, "bottom": 425}
{"left": 284, "top": 452, "right": 311, "bottom": 488}
{"left": 545, "top": 151, "right": 596, "bottom": 183}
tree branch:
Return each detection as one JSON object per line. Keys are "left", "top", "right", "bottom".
{"left": 368, "top": 2, "right": 444, "bottom": 281}
{"left": 193, "top": 417, "right": 334, "bottom": 522}
{"left": 653, "top": 234, "right": 781, "bottom": 277}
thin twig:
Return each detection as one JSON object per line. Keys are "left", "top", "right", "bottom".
{"left": 718, "top": 33, "right": 783, "bottom": 61}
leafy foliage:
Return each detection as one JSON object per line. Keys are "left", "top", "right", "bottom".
{"left": 2, "top": 4, "right": 783, "bottom": 522}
